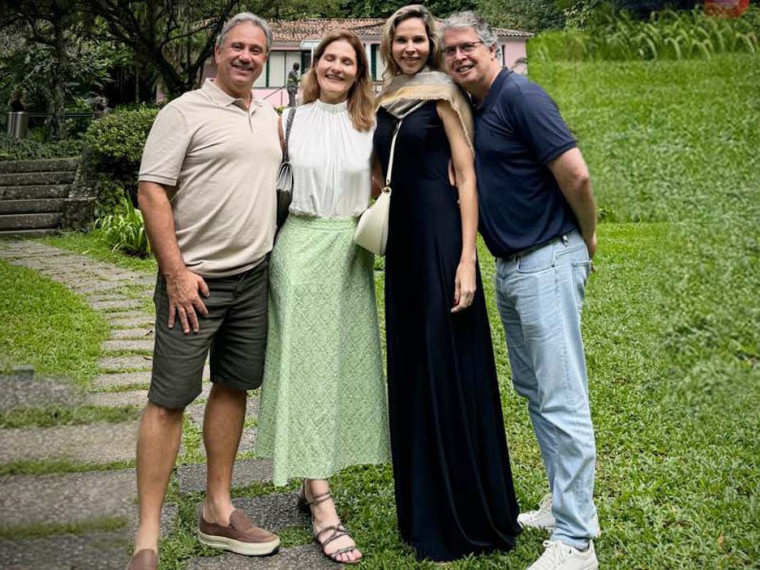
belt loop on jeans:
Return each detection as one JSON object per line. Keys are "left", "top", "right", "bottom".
{"left": 500, "top": 235, "right": 561, "bottom": 263}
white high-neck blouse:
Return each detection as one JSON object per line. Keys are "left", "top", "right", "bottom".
{"left": 284, "top": 100, "right": 374, "bottom": 218}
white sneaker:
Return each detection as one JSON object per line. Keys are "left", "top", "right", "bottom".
{"left": 518, "top": 493, "right": 556, "bottom": 530}
{"left": 527, "top": 540, "right": 598, "bottom": 570}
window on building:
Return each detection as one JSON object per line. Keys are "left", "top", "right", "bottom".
{"left": 255, "top": 50, "right": 305, "bottom": 88}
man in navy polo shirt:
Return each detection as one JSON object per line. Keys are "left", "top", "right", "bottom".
{"left": 443, "top": 12, "right": 600, "bottom": 570}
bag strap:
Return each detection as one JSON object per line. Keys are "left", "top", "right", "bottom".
{"left": 283, "top": 107, "right": 296, "bottom": 162}
{"left": 384, "top": 118, "right": 403, "bottom": 190}
{"left": 383, "top": 101, "right": 426, "bottom": 189}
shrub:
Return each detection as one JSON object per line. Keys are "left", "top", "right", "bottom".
{"left": 80, "top": 106, "right": 159, "bottom": 215}
{"left": 84, "top": 106, "right": 158, "bottom": 166}
{"left": 0, "top": 135, "right": 83, "bottom": 161}
{"left": 96, "top": 196, "right": 151, "bottom": 258}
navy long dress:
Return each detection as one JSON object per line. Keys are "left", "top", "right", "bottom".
{"left": 374, "top": 101, "right": 521, "bottom": 562}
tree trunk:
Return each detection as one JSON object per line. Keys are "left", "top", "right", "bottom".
{"left": 50, "top": 21, "right": 67, "bottom": 139}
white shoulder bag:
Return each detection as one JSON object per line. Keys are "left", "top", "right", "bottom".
{"left": 354, "top": 119, "right": 403, "bottom": 256}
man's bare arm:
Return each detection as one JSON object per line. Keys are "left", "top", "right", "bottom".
{"left": 548, "top": 147, "right": 597, "bottom": 258}
{"left": 137, "top": 181, "right": 209, "bottom": 334}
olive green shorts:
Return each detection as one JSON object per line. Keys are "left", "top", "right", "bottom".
{"left": 148, "top": 259, "right": 268, "bottom": 409}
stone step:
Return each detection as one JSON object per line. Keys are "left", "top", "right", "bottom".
{"left": 187, "top": 544, "right": 338, "bottom": 569}
{"left": 186, "top": 394, "right": 257, "bottom": 427}
{"left": 0, "top": 157, "right": 79, "bottom": 174}
{"left": 186, "top": 495, "right": 330, "bottom": 569}
{"left": 0, "top": 374, "right": 83, "bottom": 413}
{"left": 0, "top": 241, "right": 69, "bottom": 256}
{"left": 0, "top": 212, "right": 61, "bottom": 231}
{"left": 0, "top": 170, "right": 75, "bottom": 187}
{"left": 108, "top": 315, "right": 155, "bottom": 329}
{"left": 0, "top": 531, "right": 131, "bottom": 570}
{"left": 102, "top": 339, "right": 154, "bottom": 353}
{"left": 85, "top": 390, "right": 148, "bottom": 408}
{"left": 0, "top": 469, "right": 176, "bottom": 536}
{"left": 197, "top": 494, "right": 309, "bottom": 540}
{"left": 0, "top": 184, "right": 70, "bottom": 200}
{"left": 0, "top": 422, "right": 138, "bottom": 466}
{"left": 92, "top": 299, "right": 143, "bottom": 312}
{"left": 179, "top": 426, "right": 257, "bottom": 459}
{"left": 103, "top": 310, "right": 153, "bottom": 321}
{"left": 92, "top": 371, "right": 152, "bottom": 389}
{"left": 67, "top": 279, "right": 125, "bottom": 294}
{"left": 108, "top": 328, "right": 154, "bottom": 340}
{"left": 0, "top": 198, "right": 65, "bottom": 214}
{"left": 0, "top": 228, "right": 60, "bottom": 239}
{"left": 178, "top": 458, "right": 273, "bottom": 494}
{"left": 98, "top": 355, "right": 153, "bottom": 373}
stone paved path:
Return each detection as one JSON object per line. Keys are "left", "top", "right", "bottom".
{"left": 0, "top": 240, "right": 335, "bottom": 569}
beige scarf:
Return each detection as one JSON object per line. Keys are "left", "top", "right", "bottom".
{"left": 376, "top": 70, "right": 474, "bottom": 154}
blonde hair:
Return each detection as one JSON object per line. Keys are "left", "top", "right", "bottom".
{"left": 300, "top": 30, "right": 375, "bottom": 132}
{"left": 380, "top": 4, "right": 444, "bottom": 82}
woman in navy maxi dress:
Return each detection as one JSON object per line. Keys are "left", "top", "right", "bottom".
{"left": 373, "top": 7, "right": 521, "bottom": 560}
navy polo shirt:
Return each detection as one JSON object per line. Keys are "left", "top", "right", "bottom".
{"left": 474, "top": 69, "right": 579, "bottom": 258}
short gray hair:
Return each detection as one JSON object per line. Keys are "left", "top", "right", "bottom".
{"left": 216, "top": 12, "right": 272, "bottom": 55}
{"left": 441, "top": 11, "right": 502, "bottom": 59}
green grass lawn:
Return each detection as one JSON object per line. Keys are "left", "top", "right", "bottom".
{"left": 0, "top": 259, "right": 109, "bottom": 387}
{"left": 2, "top": 53, "right": 758, "bottom": 568}
{"left": 531, "top": 54, "right": 760, "bottom": 226}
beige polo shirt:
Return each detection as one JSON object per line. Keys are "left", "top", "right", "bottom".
{"left": 139, "top": 79, "right": 281, "bottom": 278}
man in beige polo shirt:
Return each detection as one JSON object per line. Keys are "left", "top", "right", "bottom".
{"left": 127, "top": 13, "right": 281, "bottom": 570}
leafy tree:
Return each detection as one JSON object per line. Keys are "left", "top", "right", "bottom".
{"left": 0, "top": 0, "right": 111, "bottom": 137}
{"left": 81, "top": 0, "right": 242, "bottom": 99}
{"left": 476, "top": 0, "right": 566, "bottom": 31}
{"left": 84, "top": 0, "right": 347, "bottom": 99}
{"left": 341, "top": 0, "right": 476, "bottom": 17}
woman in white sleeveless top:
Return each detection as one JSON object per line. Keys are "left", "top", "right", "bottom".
{"left": 256, "top": 30, "right": 390, "bottom": 564}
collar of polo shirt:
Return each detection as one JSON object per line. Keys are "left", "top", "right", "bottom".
{"left": 202, "top": 78, "right": 262, "bottom": 109}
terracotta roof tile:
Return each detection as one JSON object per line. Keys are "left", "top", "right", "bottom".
{"left": 268, "top": 18, "right": 531, "bottom": 42}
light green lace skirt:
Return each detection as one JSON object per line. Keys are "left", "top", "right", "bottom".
{"left": 256, "top": 216, "right": 390, "bottom": 486}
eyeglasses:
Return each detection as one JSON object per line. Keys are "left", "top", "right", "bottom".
{"left": 442, "top": 41, "right": 484, "bottom": 58}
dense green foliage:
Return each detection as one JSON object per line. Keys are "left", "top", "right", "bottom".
{"left": 0, "top": 135, "right": 83, "bottom": 161}
{"left": 96, "top": 197, "right": 152, "bottom": 258}
{"left": 338, "top": 0, "right": 475, "bottom": 18}
{"left": 530, "top": 7, "right": 759, "bottom": 61}
{"left": 0, "top": 1, "right": 128, "bottom": 138}
{"left": 83, "top": 107, "right": 158, "bottom": 166}
{"left": 475, "top": 0, "right": 709, "bottom": 32}
{"left": 81, "top": 106, "right": 159, "bottom": 213}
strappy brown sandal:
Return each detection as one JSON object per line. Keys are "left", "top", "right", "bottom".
{"left": 299, "top": 482, "right": 362, "bottom": 564}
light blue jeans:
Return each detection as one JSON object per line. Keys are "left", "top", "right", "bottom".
{"left": 495, "top": 230, "right": 599, "bottom": 549}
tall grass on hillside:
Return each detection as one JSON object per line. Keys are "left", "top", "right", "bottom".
{"left": 529, "top": 53, "right": 760, "bottom": 224}
{"left": 531, "top": 7, "right": 759, "bottom": 62}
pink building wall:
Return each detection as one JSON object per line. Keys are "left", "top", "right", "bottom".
{"left": 502, "top": 40, "right": 527, "bottom": 69}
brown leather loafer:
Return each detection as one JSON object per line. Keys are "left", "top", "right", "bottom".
{"left": 126, "top": 549, "right": 157, "bottom": 570}
{"left": 198, "top": 509, "right": 280, "bottom": 556}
